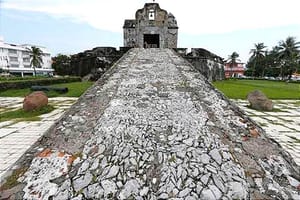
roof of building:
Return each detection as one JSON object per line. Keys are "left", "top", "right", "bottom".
{"left": 123, "top": 20, "right": 136, "bottom": 28}
{"left": 0, "top": 42, "right": 50, "bottom": 54}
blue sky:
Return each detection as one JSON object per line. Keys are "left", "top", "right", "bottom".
{"left": 1, "top": 0, "right": 300, "bottom": 63}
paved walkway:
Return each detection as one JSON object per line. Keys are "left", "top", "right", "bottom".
{"left": 0, "top": 49, "right": 299, "bottom": 199}
{"left": 1, "top": 98, "right": 299, "bottom": 185}
{"left": 0, "top": 97, "right": 77, "bottom": 182}
{"left": 233, "top": 99, "right": 300, "bottom": 165}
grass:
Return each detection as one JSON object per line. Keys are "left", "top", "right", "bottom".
{"left": 0, "top": 81, "right": 94, "bottom": 97}
{"left": 0, "top": 105, "right": 55, "bottom": 122}
{"left": 292, "top": 101, "right": 300, "bottom": 106}
{"left": 213, "top": 79, "right": 300, "bottom": 99}
{"left": 287, "top": 136, "right": 300, "bottom": 143}
{"left": 0, "top": 167, "right": 28, "bottom": 191}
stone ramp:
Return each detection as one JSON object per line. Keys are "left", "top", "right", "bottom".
{"left": 1, "top": 49, "right": 299, "bottom": 199}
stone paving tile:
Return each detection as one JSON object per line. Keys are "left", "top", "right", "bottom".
{"left": 1, "top": 49, "right": 298, "bottom": 199}
{"left": 0, "top": 128, "right": 18, "bottom": 138}
{"left": 0, "top": 97, "right": 77, "bottom": 184}
{"left": 0, "top": 121, "right": 14, "bottom": 129}
{"left": 233, "top": 99, "right": 300, "bottom": 166}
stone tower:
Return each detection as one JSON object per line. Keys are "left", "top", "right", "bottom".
{"left": 123, "top": 3, "right": 178, "bottom": 48}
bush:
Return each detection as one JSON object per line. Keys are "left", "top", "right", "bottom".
{"left": 0, "top": 77, "right": 81, "bottom": 91}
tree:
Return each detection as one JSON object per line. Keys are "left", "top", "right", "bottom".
{"left": 227, "top": 52, "right": 240, "bottom": 78}
{"left": 278, "top": 36, "right": 300, "bottom": 79}
{"left": 28, "top": 46, "right": 43, "bottom": 76}
{"left": 249, "top": 43, "right": 267, "bottom": 77}
{"left": 52, "top": 54, "right": 72, "bottom": 75}
{"left": 263, "top": 46, "right": 281, "bottom": 77}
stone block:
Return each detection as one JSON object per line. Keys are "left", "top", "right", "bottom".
{"left": 23, "top": 91, "right": 48, "bottom": 112}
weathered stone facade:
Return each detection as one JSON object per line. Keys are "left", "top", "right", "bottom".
{"left": 174, "top": 48, "right": 225, "bottom": 81}
{"left": 70, "top": 47, "right": 129, "bottom": 80}
{"left": 123, "top": 3, "right": 178, "bottom": 48}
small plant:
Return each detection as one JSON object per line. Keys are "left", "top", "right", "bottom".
{"left": 92, "top": 175, "right": 97, "bottom": 183}
{"left": 73, "top": 152, "right": 83, "bottom": 159}
{"left": 0, "top": 167, "right": 28, "bottom": 191}
{"left": 168, "top": 155, "right": 176, "bottom": 163}
{"left": 179, "top": 79, "right": 189, "bottom": 87}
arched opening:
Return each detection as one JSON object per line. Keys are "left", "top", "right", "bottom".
{"left": 144, "top": 34, "right": 160, "bottom": 48}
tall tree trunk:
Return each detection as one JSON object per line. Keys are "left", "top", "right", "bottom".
{"left": 252, "top": 61, "right": 256, "bottom": 79}
{"left": 262, "top": 66, "right": 265, "bottom": 77}
{"left": 33, "top": 66, "right": 36, "bottom": 76}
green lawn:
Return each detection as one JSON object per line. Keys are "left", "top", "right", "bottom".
{"left": 0, "top": 81, "right": 94, "bottom": 97}
{"left": 213, "top": 79, "right": 300, "bottom": 99}
{"left": 0, "top": 105, "right": 55, "bottom": 122}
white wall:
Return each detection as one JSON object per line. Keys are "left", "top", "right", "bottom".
{"left": 0, "top": 40, "right": 53, "bottom": 75}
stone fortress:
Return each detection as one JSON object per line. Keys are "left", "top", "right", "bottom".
{"left": 1, "top": 2, "right": 300, "bottom": 199}
{"left": 70, "top": 2, "right": 225, "bottom": 82}
{"left": 123, "top": 3, "right": 178, "bottom": 48}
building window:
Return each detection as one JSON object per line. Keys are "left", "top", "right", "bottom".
{"left": 9, "top": 57, "right": 18, "bottom": 62}
{"left": 24, "top": 64, "right": 31, "bottom": 68}
{"left": 149, "top": 9, "right": 155, "bottom": 20}
{"left": 23, "top": 57, "right": 30, "bottom": 62}
{"left": 23, "top": 52, "right": 29, "bottom": 57}
{"left": 10, "top": 64, "right": 19, "bottom": 68}
{"left": 8, "top": 49, "right": 17, "bottom": 54}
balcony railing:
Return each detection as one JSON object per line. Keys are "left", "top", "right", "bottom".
{"left": 9, "top": 60, "right": 19, "bottom": 64}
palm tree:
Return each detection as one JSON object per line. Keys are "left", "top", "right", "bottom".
{"left": 249, "top": 43, "right": 267, "bottom": 78}
{"left": 28, "top": 46, "right": 43, "bottom": 76}
{"left": 278, "top": 36, "right": 300, "bottom": 79}
{"left": 227, "top": 52, "right": 240, "bottom": 78}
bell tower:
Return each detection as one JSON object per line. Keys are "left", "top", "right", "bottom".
{"left": 123, "top": 2, "right": 178, "bottom": 48}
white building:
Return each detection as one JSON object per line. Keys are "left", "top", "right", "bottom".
{"left": 0, "top": 37, "right": 53, "bottom": 77}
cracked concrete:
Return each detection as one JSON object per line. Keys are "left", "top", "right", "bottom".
{"left": 0, "top": 49, "right": 299, "bottom": 199}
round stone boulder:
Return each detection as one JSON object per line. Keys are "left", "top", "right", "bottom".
{"left": 23, "top": 91, "right": 48, "bottom": 112}
{"left": 247, "top": 90, "right": 273, "bottom": 111}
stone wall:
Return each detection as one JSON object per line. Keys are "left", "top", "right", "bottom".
{"left": 70, "top": 47, "right": 130, "bottom": 81}
{"left": 174, "top": 48, "right": 225, "bottom": 81}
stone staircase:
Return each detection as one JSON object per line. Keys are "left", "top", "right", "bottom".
{"left": 1, "top": 48, "right": 299, "bottom": 199}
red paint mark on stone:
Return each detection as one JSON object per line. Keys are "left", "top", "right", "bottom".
{"left": 250, "top": 129, "right": 260, "bottom": 138}
{"left": 37, "top": 148, "right": 52, "bottom": 157}
{"left": 67, "top": 155, "right": 76, "bottom": 165}
{"left": 58, "top": 152, "right": 65, "bottom": 157}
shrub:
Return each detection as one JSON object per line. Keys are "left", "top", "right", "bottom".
{"left": 0, "top": 77, "right": 81, "bottom": 91}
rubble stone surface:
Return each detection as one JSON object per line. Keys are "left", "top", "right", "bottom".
{"left": 1, "top": 49, "right": 299, "bottom": 199}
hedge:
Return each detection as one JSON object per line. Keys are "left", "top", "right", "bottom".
{"left": 0, "top": 77, "right": 81, "bottom": 91}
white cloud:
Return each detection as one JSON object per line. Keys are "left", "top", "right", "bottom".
{"left": 2, "top": 0, "right": 300, "bottom": 34}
